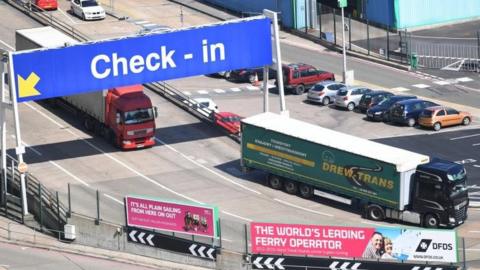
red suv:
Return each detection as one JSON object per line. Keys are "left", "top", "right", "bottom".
{"left": 276, "top": 63, "right": 335, "bottom": 95}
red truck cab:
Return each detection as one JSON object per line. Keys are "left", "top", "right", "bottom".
{"left": 105, "top": 85, "right": 156, "bottom": 150}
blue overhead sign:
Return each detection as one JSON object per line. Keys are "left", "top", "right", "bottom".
{"left": 12, "top": 17, "right": 272, "bottom": 102}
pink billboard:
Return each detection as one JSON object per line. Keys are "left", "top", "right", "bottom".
{"left": 251, "top": 222, "right": 375, "bottom": 258}
{"left": 125, "top": 196, "right": 218, "bottom": 237}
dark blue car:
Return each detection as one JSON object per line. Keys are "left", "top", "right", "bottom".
{"left": 366, "top": 95, "right": 417, "bottom": 121}
{"left": 389, "top": 99, "right": 439, "bottom": 127}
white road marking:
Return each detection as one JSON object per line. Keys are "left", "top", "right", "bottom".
{"left": 433, "top": 80, "right": 451, "bottom": 85}
{"left": 0, "top": 39, "right": 14, "bottom": 51}
{"left": 104, "top": 194, "right": 124, "bottom": 205}
{"left": 361, "top": 221, "right": 396, "bottom": 228}
{"left": 25, "top": 103, "right": 67, "bottom": 129}
{"left": 155, "top": 138, "right": 262, "bottom": 195}
{"left": 412, "top": 84, "right": 430, "bottom": 89}
{"left": 142, "top": 23, "right": 157, "bottom": 27}
{"left": 230, "top": 87, "right": 241, "bottom": 92}
{"left": 456, "top": 77, "right": 473, "bottom": 82}
{"left": 390, "top": 87, "right": 410, "bottom": 92}
{"left": 450, "top": 134, "right": 480, "bottom": 140}
{"left": 473, "top": 143, "right": 480, "bottom": 146}
{"left": 49, "top": 161, "right": 90, "bottom": 187}
{"left": 10, "top": 135, "right": 42, "bottom": 156}
{"left": 183, "top": 91, "right": 192, "bottom": 96}
{"left": 213, "top": 89, "right": 226, "bottom": 93}
{"left": 197, "top": 90, "right": 208, "bottom": 94}
{"left": 57, "top": 8, "right": 76, "bottom": 24}
{"left": 273, "top": 198, "right": 333, "bottom": 217}
{"left": 246, "top": 86, "right": 259, "bottom": 91}
{"left": 134, "top": 20, "right": 149, "bottom": 25}
{"left": 222, "top": 210, "right": 252, "bottom": 222}
{"left": 25, "top": 102, "right": 202, "bottom": 203}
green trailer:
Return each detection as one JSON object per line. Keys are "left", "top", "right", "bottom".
{"left": 241, "top": 113, "right": 469, "bottom": 227}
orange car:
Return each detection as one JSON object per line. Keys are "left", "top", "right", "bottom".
{"left": 418, "top": 106, "right": 472, "bottom": 131}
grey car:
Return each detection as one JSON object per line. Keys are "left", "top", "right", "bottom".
{"left": 334, "top": 86, "right": 372, "bottom": 111}
{"left": 306, "top": 81, "right": 345, "bottom": 105}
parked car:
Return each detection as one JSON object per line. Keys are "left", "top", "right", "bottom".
{"left": 32, "top": 0, "right": 58, "bottom": 10}
{"left": 357, "top": 90, "right": 394, "bottom": 112}
{"left": 190, "top": 97, "right": 218, "bottom": 118}
{"left": 366, "top": 95, "right": 417, "bottom": 121}
{"left": 71, "top": 0, "right": 106, "bottom": 21}
{"left": 228, "top": 67, "right": 276, "bottom": 83}
{"left": 389, "top": 99, "right": 439, "bottom": 127}
{"left": 418, "top": 106, "right": 472, "bottom": 131}
{"left": 277, "top": 63, "right": 335, "bottom": 95}
{"left": 214, "top": 112, "right": 243, "bottom": 134}
{"left": 334, "top": 86, "right": 372, "bottom": 111}
{"left": 306, "top": 81, "right": 346, "bottom": 105}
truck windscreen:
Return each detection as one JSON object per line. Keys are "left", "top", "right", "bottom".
{"left": 124, "top": 108, "right": 154, "bottom": 125}
{"left": 447, "top": 167, "right": 467, "bottom": 197}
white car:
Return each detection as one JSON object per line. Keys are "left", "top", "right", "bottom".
{"left": 71, "top": 0, "right": 106, "bottom": 21}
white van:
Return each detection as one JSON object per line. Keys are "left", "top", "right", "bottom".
{"left": 191, "top": 98, "right": 218, "bottom": 117}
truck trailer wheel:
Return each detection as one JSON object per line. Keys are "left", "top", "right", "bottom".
{"left": 299, "top": 184, "right": 313, "bottom": 199}
{"left": 284, "top": 181, "right": 298, "bottom": 194}
{"left": 423, "top": 213, "right": 439, "bottom": 228}
{"left": 267, "top": 174, "right": 283, "bottom": 190}
{"left": 366, "top": 204, "right": 385, "bottom": 221}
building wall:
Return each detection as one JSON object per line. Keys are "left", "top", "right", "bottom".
{"left": 201, "top": 0, "right": 295, "bottom": 28}
{"left": 364, "top": 0, "right": 395, "bottom": 28}
{"left": 395, "top": 0, "right": 480, "bottom": 28}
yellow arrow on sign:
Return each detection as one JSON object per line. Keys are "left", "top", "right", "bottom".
{"left": 18, "top": 72, "right": 41, "bottom": 98}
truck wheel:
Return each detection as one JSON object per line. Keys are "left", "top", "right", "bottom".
{"left": 294, "top": 85, "right": 305, "bottom": 95}
{"left": 83, "top": 117, "right": 94, "bottom": 132}
{"left": 284, "top": 181, "right": 298, "bottom": 194}
{"left": 299, "top": 184, "right": 313, "bottom": 199}
{"left": 366, "top": 204, "right": 385, "bottom": 221}
{"left": 268, "top": 175, "right": 283, "bottom": 190}
{"left": 407, "top": 118, "right": 415, "bottom": 127}
{"left": 423, "top": 213, "right": 439, "bottom": 228}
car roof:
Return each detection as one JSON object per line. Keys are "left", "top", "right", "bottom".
{"left": 424, "top": 105, "right": 447, "bottom": 111}
{"left": 193, "top": 97, "right": 214, "bottom": 103}
{"left": 396, "top": 98, "right": 425, "bottom": 104}
{"left": 390, "top": 95, "right": 416, "bottom": 99}
{"left": 315, "top": 80, "right": 340, "bottom": 86}
{"left": 368, "top": 90, "right": 392, "bottom": 95}
{"left": 283, "top": 63, "right": 314, "bottom": 69}
{"left": 341, "top": 85, "right": 365, "bottom": 90}
{"left": 217, "top": 111, "right": 240, "bottom": 117}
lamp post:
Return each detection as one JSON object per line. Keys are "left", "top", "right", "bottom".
{"left": 338, "top": 0, "right": 348, "bottom": 84}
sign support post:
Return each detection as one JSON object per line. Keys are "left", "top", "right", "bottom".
{"left": 7, "top": 52, "right": 28, "bottom": 216}
{"left": 0, "top": 59, "right": 7, "bottom": 204}
{"left": 263, "top": 9, "right": 288, "bottom": 116}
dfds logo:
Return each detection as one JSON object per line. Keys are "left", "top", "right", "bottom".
{"left": 416, "top": 239, "right": 453, "bottom": 252}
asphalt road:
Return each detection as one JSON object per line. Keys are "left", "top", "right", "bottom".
{"left": 0, "top": 0, "right": 480, "bottom": 268}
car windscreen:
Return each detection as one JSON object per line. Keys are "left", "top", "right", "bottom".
{"left": 337, "top": 89, "right": 348, "bottom": 96}
{"left": 81, "top": 0, "right": 99, "bottom": 7}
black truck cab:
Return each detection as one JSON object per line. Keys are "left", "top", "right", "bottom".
{"left": 412, "top": 158, "right": 468, "bottom": 228}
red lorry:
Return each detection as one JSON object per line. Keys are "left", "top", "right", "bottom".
{"left": 15, "top": 27, "right": 157, "bottom": 150}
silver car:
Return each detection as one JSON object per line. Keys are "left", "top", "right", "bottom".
{"left": 306, "top": 81, "right": 345, "bottom": 105}
{"left": 334, "top": 86, "right": 372, "bottom": 111}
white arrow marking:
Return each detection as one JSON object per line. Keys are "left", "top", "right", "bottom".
{"left": 146, "top": 234, "right": 154, "bottom": 246}
{"left": 129, "top": 230, "right": 137, "bottom": 242}
{"left": 138, "top": 232, "right": 146, "bottom": 244}
{"left": 197, "top": 245, "right": 206, "bottom": 257}
{"left": 329, "top": 261, "right": 340, "bottom": 270}
{"left": 206, "top": 248, "right": 215, "bottom": 259}
{"left": 340, "top": 262, "right": 350, "bottom": 270}
{"left": 253, "top": 257, "right": 263, "bottom": 269}
{"left": 264, "top": 257, "right": 274, "bottom": 269}
{"left": 189, "top": 244, "right": 197, "bottom": 256}
{"left": 351, "top": 262, "right": 361, "bottom": 270}
{"left": 274, "top": 258, "right": 285, "bottom": 270}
